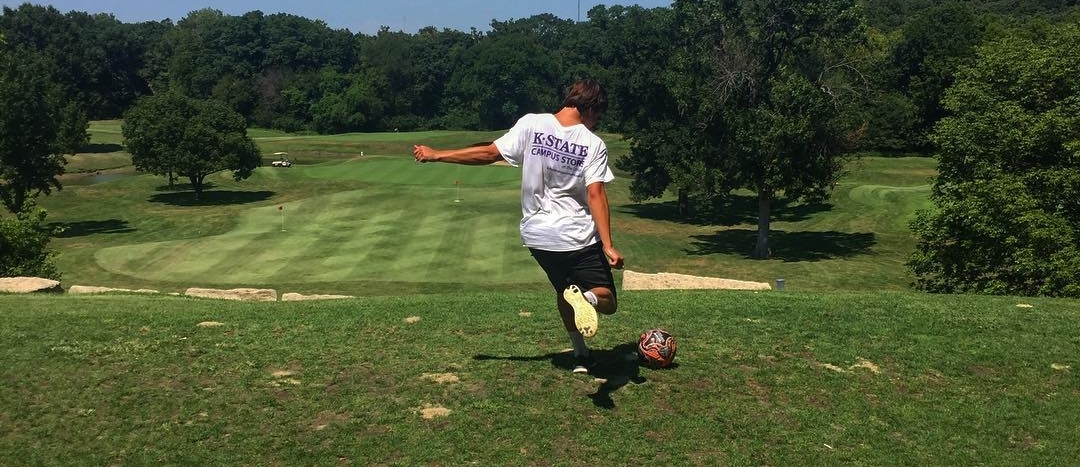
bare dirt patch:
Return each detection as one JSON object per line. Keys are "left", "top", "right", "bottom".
{"left": 622, "top": 270, "right": 771, "bottom": 291}
{"left": 421, "top": 373, "right": 460, "bottom": 384}
{"left": 417, "top": 404, "right": 451, "bottom": 419}
{"left": 269, "top": 369, "right": 302, "bottom": 386}
{"left": 816, "top": 357, "right": 883, "bottom": 374}
{"left": 850, "top": 358, "right": 882, "bottom": 374}
{"left": 311, "top": 411, "right": 350, "bottom": 431}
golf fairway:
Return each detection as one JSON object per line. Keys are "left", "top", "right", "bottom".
{"left": 94, "top": 158, "right": 547, "bottom": 285}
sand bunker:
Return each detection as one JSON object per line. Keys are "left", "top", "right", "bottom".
{"left": 622, "top": 270, "right": 771, "bottom": 290}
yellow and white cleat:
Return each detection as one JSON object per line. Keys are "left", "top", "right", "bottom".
{"left": 564, "top": 284, "right": 598, "bottom": 338}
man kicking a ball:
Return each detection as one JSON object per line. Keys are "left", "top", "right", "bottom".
{"left": 413, "top": 78, "right": 623, "bottom": 374}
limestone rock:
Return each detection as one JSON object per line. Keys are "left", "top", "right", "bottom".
{"left": 185, "top": 287, "right": 277, "bottom": 302}
{"left": 281, "top": 292, "right": 353, "bottom": 301}
{"left": 68, "top": 285, "right": 159, "bottom": 295}
{"left": 0, "top": 277, "right": 63, "bottom": 294}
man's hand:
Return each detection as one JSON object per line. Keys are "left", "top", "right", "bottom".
{"left": 604, "top": 245, "right": 624, "bottom": 270}
{"left": 413, "top": 144, "right": 437, "bottom": 163}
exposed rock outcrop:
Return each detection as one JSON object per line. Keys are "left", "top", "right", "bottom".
{"left": 0, "top": 277, "right": 63, "bottom": 294}
{"left": 68, "top": 285, "right": 159, "bottom": 295}
{"left": 281, "top": 292, "right": 353, "bottom": 301}
{"left": 185, "top": 287, "right": 278, "bottom": 302}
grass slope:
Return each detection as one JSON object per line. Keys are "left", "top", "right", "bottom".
{"left": 2, "top": 291, "right": 1078, "bottom": 465}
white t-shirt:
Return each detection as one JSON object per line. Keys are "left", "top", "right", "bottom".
{"left": 494, "top": 113, "right": 615, "bottom": 251}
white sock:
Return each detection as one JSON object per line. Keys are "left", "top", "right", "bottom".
{"left": 569, "top": 331, "right": 588, "bottom": 357}
{"left": 583, "top": 290, "right": 598, "bottom": 306}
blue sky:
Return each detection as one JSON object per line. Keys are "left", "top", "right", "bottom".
{"left": 2, "top": 1, "right": 672, "bottom": 34}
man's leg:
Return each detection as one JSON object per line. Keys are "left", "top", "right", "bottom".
{"left": 588, "top": 286, "right": 617, "bottom": 315}
{"left": 529, "top": 246, "right": 615, "bottom": 375}
{"left": 557, "top": 292, "right": 593, "bottom": 373}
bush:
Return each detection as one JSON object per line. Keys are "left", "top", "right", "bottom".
{"left": 0, "top": 205, "right": 61, "bottom": 279}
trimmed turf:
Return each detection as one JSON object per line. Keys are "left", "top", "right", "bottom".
{"left": 93, "top": 157, "right": 538, "bottom": 286}
{"left": 2, "top": 290, "right": 1078, "bottom": 465}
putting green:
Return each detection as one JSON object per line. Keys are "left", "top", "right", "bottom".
{"left": 94, "top": 158, "right": 545, "bottom": 286}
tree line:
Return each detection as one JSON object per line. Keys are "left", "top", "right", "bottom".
{"left": 0, "top": 1, "right": 1072, "bottom": 141}
{"left": 2, "top": 0, "right": 1079, "bottom": 296}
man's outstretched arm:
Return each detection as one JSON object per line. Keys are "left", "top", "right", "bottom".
{"left": 413, "top": 143, "right": 502, "bottom": 165}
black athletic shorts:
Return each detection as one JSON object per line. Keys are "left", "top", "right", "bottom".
{"left": 529, "top": 243, "right": 616, "bottom": 301}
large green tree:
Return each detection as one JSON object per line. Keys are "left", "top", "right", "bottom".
{"left": 0, "top": 34, "right": 62, "bottom": 278}
{"left": 909, "top": 22, "right": 1080, "bottom": 297}
{"left": 0, "top": 46, "right": 73, "bottom": 214}
{"left": 122, "top": 93, "right": 261, "bottom": 200}
{"left": 624, "top": 0, "right": 866, "bottom": 258}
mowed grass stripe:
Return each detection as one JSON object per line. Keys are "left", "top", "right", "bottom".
{"left": 421, "top": 208, "right": 517, "bottom": 281}
{"left": 260, "top": 189, "right": 414, "bottom": 283}
{"left": 92, "top": 191, "right": 367, "bottom": 284}
{"left": 91, "top": 180, "right": 572, "bottom": 285}
{"left": 95, "top": 233, "right": 286, "bottom": 284}
{"left": 325, "top": 205, "right": 439, "bottom": 282}
{"left": 94, "top": 237, "right": 237, "bottom": 281}
{"left": 210, "top": 232, "right": 303, "bottom": 283}
{"left": 206, "top": 203, "right": 320, "bottom": 282}
{"left": 378, "top": 195, "right": 464, "bottom": 280}
{"left": 296, "top": 192, "right": 400, "bottom": 282}
{"left": 463, "top": 197, "right": 543, "bottom": 280}
{"left": 419, "top": 186, "right": 542, "bottom": 283}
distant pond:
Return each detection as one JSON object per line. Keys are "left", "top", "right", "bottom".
{"left": 62, "top": 167, "right": 137, "bottom": 186}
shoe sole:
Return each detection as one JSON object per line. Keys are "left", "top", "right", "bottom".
{"left": 572, "top": 365, "right": 590, "bottom": 374}
{"left": 564, "top": 285, "right": 598, "bottom": 338}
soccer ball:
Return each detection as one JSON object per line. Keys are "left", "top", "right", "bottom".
{"left": 638, "top": 328, "right": 677, "bottom": 368}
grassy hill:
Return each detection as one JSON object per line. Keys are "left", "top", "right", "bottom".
{"left": 2, "top": 290, "right": 1077, "bottom": 465}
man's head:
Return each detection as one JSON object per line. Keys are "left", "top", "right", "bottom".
{"left": 562, "top": 78, "right": 607, "bottom": 129}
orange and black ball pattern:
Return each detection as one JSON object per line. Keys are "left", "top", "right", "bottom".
{"left": 638, "top": 329, "right": 676, "bottom": 368}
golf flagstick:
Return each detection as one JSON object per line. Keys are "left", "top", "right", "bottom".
{"left": 279, "top": 205, "right": 285, "bottom": 231}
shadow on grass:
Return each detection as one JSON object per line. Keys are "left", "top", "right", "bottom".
{"left": 474, "top": 343, "right": 648, "bottom": 409}
{"left": 149, "top": 190, "right": 275, "bottom": 206}
{"left": 80, "top": 143, "right": 125, "bottom": 153}
{"left": 689, "top": 229, "right": 876, "bottom": 262}
{"left": 50, "top": 219, "right": 136, "bottom": 238}
{"left": 619, "top": 194, "right": 833, "bottom": 227}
